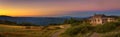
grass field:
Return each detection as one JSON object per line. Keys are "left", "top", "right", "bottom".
{"left": 0, "top": 24, "right": 62, "bottom": 37}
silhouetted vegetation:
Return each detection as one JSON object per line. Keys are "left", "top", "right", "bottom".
{"left": 0, "top": 15, "right": 12, "bottom": 17}
{"left": 64, "top": 18, "right": 83, "bottom": 26}
{"left": 49, "top": 23, "right": 64, "bottom": 26}
{"left": 20, "top": 22, "right": 36, "bottom": 26}
{"left": 0, "top": 20, "right": 40, "bottom": 26}
{"left": 64, "top": 18, "right": 81, "bottom": 24}
{"left": 0, "top": 20, "right": 16, "bottom": 25}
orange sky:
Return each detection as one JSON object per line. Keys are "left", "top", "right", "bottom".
{"left": 0, "top": 0, "right": 120, "bottom": 17}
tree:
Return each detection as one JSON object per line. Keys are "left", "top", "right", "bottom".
{"left": 64, "top": 18, "right": 81, "bottom": 24}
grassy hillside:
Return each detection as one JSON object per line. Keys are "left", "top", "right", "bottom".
{"left": 60, "top": 22, "right": 120, "bottom": 37}
{"left": 0, "top": 24, "right": 65, "bottom": 37}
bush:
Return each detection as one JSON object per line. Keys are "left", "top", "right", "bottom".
{"left": 64, "top": 18, "right": 81, "bottom": 24}
{"left": 103, "top": 32, "right": 120, "bottom": 37}
{"left": 71, "top": 22, "right": 80, "bottom": 26}
{"left": 95, "top": 22, "right": 118, "bottom": 33}
{"left": 0, "top": 20, "right": 16, "bottom": 25}
{"left": 20, "top": 22, "right": 36, "bottom": 26}
{"left": 63, "top": 23, "right": 94, "bottom": 37}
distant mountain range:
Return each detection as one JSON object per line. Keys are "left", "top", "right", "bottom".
{"left": 0, "top": 15, "right": 83, "bottom": 26}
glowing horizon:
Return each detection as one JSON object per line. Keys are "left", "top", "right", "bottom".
{"left": 0, "top": 0, "right": 120, "bottom": 17}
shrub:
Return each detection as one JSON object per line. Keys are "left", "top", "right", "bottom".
{"left": 71, "top": 22, "right": 80, "bottom": 26}
{"left": 64, "top": 18, "right": 81, "bottom": 24}
{"left": 0, "top": 20, "right": 16, "bottom": 25}
{"left": 63, "top": 23, "right": 94, "bottom": 37}
{"left": 20, "top": 22, "right": 36, "bottom": 26}
{"left": 103, "top": 32, "right": 120, "bottom": 37}
{"left": 95, "top": 22, "right": 117, "bottom": 33}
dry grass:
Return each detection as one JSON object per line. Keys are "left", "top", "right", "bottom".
{"left": 0, "top": 24, "right": 62, "bottom": 37}
{"left": 0, "top": 24, "right": 25, "bottom": 29}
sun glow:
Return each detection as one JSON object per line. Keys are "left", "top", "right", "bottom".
{"left": 0, "top": 8, "right": 63, "bottom": 17}
{"left": 0, "top": 9, "right": 38, "bottom": 17}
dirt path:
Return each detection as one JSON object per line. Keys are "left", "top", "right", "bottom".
{"left": 51, "top": 29, "right": 65, "bottom": 37}
{"left": 51, "top": 25, "right": 71, "bottom": 37}
{"left": 90, "top": 33, "right": 100, "bottom": 37}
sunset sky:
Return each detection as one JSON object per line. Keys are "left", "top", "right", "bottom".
{"left": 0, "top": 0, "right": 120, "bottom": 17}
